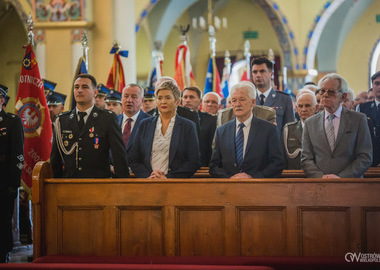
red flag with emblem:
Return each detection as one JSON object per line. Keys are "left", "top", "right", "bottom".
{"left": 15, "top": 44, "right": 52, "bottom": 191}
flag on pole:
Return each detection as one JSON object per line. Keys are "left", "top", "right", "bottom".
{"left": 70, "top": 56, "right": 88, "bottom": 110}
{"left": 106, "top": 45, "right": 128, "bottom": 92}
{"left": 221, "top": 51, "right": 231, "bottom": 99}
{"left": 174, "top": 44, "right": 196, "bottom": 90}
{"left": 204, "top": 55, "right": 222, "bottom": 98}
{"left": 15, "top": 44, "right": 52, "bottom": 191}
{"left": 147, "top": 57, "right": 163, "bottom": 94}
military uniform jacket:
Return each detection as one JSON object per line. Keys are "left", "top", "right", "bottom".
{"left": 198, "top": 111, "right": 217, "bottom": 166}
{"left": 359, "top": 100, "right": 380, "bottom": 166}
{"left": 258, "top": 88, "right": 295, "bottom": 135}
{"left": 0, "top": 109, "right": 24, "bottom": 191}
{"left": 50, "top": 106, "right": 129, "bottom": 178}
{"left": 283, "top": 120, "right": 302, "bottom": 169}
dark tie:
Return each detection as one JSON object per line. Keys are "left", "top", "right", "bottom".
{"left": 123, "top": 118, "right": 133, "bottom": 147}
{"left": 235, "top": 123, "right": 245, "bottom": 168}
{"left": 260, "top": 94, "right": 265, "bottom": 105}
{"left": 78, "top": 111, "right": 87, "bottom": 131}
{"left": 378, "top": 103, "right": 380, "bottom": 112}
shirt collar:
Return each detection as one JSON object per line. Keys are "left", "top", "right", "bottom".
{"left": 324, "top": 104, "right": 342, "bottom": 119}
{"left": 375, "top": 99, "right": 380, "bottom": 107}
{"left": 236, "top": 113, "right": 253, "bottom": 129}
{"left": 123, "top": 110, "right": 140, "bottom": 123}
{"left": 76, "top": 105, "right": 94, "bottom": 116}
{"left": 259, "top": 87, "right": 272, "bottom": 98}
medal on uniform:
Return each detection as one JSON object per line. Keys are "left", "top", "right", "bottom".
{"left": 94, "top": 138, "right": 99, "bottom": 149}
{"left": 68, "top": 134, "right": 73, "bottom": 139}
{"left": 89, "top": 127, "right": 94, "bottom": 138}
{"left": 64, "top": 140, "right": 69, "bottom": 146}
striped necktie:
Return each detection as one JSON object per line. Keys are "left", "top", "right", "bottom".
{"left": 123, "top": 118, "right": 133, "bottom": 147}
{"left": 235, "top": 123, "right": 245, "bottom": 168}
{"left": 326, "top": 114, "right": 336, "bottom": 151}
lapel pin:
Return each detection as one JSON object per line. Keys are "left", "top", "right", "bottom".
{"left": 93, "top": 112, "right": 98, "bottom": 117}
{"left": 69, "top": 113, "right": 74, "bottom": 119}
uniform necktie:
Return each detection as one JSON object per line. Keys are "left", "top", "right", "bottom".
{"left": 78, "top": 111, "right": 87, "bottom": 131}
{"left": 235, "top": 123, "right": 245, "bottom": 168}
{"left": 326, "top": 114, "right": 336, "bottom": 151}
{"left": 260, "top": 94, "right": 265, "bottom": 105}
{"left": 123, "top": 118, "right": 133, "bottom": 147}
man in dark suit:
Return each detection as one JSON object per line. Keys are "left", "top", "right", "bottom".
{"left": 0, "top": 84, "right": 24, "bottom": 263}
{"left": 50, "top": 74, "right": 129, "bottom": 178}
{"left": 358, "top": 71, "right": 380, "bottom": 167}
{"left": 209, "top": 81, "right": 284, "bottom": 178}
{"left": 117, "top": 83, "right": 151, "bottom": 156}
{"left": 301, "top": 73, "right": 372, "bottom": 178}
{"left": 182, "top": 86, "right": 217, "bottom": 166}
{"left": 283, "top": 90, "right": 317, "bottom": 169}
{"left": 251, "top": 57, "right": 295, "bottom": 135}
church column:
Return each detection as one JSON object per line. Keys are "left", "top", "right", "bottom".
{"left": 113, "top": 0, "right": 136, "bottom": 83}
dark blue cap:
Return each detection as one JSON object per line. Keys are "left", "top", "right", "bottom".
{"left": 144, "top": 93, "right": 155, "bottom": 100}
{"left": 106, "top": 89, "right": 122, "bottom": 103}
{"left": 46, "top": 90, "right": 67, "bottom": 105}
{"left": 43, "top": 79, "right": 57, "bottom": 91}
{"left": 3, "top": 95, "right": 10, "bottom": 107}
{"left": 0, "top": 84, "right": 8, "bottom": 97}
{"left": 96, "top": 84, "right": 111, "bottom": 96}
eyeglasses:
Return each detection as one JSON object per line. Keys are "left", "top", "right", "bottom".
{"left": 319, "top": 89, "right": 341, "bottom": 96}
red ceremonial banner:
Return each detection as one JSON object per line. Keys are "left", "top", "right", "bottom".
{"left": 15, "top": 44, "right": 52, "bottom": 190}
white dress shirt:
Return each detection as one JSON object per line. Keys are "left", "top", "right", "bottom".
{"left": 324, "top": 105, "right": 342, "bottom": 140}
{"left": 122, "top": 110, "right": 140, "bottom": 133}
{"left": 76, "top": 105, "right": 94, "bottom": 124}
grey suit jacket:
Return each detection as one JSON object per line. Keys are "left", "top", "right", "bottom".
{"left": 301, "top": 108, "right": 372, "bottom": 178}
{"left": 283, "top": 120, "right": 302, "bottom": 169}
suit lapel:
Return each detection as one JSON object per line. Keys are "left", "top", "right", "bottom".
{"left": 320, "top": 111, "right": 332, "bottom": 152}
{"left": 127, "top": 110, "right": 143, "bottom": 151}
{"left": 335, "top": 107, "right": 348, "bottom": 150}
{"left": 69, "top": 110, "right": 81, "bottom": 137}
{"left": 370, "top": 101, "right": 380, "bottom": 124}
{"left": 244, "top": 117, "right": 257, "bottom": 158}
{"left": 169, "top": 115, "right": 181, "bottom": 164}
{"left": 145, "top": 117, "right": 157, "bottom": 161}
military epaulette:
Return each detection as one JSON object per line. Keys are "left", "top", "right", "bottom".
{"left": 284, "top": 121, "right": 298, "bottom": 127}
{"left": 256, "top": 105, "right": 275, "bottom": 112}
{"left": 276, "top": 90, "right": 290, "bottom": 96}
{"left": 58, "top": 111, "right": 71, "bottom": 116}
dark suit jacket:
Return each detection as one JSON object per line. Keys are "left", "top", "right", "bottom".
{"left": 258, "top": 88, "right": 295, "bottom": 135}
{"left": 50, "top": 106, "right": 129, "bottom": 178}
{"left": 301, "top": 108, "right": 372, "bottom": 178}
{"left": 209, "top": 116, "right": 284, "bottom": 178}
{"left": 117, "top": 110, "right": 151, "bottom": 155}
{"left": 359, "top": 100, "right": 380, "bottom": 166}
{"left": 129, "top": 115, "right": 201, "bottom": 178}
{"left": 198, "top": 111, "right": 217, "bottom": 166}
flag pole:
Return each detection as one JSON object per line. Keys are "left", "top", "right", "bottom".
{"left": 82, "top": 32, "right": 89, "bottom": 71}
{"left": 26, "top": 13, "right": 34, "bottom": 46}
{"left": 244, "top": 40, "right": 251, "bottom": 80}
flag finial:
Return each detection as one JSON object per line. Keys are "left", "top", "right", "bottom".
{"left": 27, "top": 13, "right": 34, "bottom": 46}
{"left": 82, "top": 31, "right": 89, "bottom": 71}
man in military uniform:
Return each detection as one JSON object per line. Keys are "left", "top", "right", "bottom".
{"left": 358, "top": 71, "right": 380, "bottom": 167}
{"left": 142, "top": 93, "right": 156, "bottom": 112}
{"left": 50, "top": 74, "right": 129, "bottom": 178}
{"left": 94, "top": 83, "right": 110, "bottom": 109}
{"left": 283, "top": 91, "right": 317, "bottom": 169}
{"left": 0, "top": 84, "right": 24, "bottom": 263}
{"left": 251, "top": 57, "right": 295, "bottom": 135}
{"left": 105, "top": 89, "right": 122, "bottom": 116}
{"left": 46, "top": 90, "right": 67, "bottom": 123}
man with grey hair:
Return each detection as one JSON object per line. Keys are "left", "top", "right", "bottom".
{"left": 118, "top": 83, "right": 151, "bottom": 155}
{"left": 283, "top": 91, "right": 317, "bottom": 169}
{"left": 209, "top": 81, "right": 284, "bottom": 178}
{"left": 202, "top": 92, "right": 221, "bottom": 115}
{"left": 301, "top": 73, "right": 372, "bottom": 178}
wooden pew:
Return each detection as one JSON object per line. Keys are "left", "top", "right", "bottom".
{"left": 32, "top": 161, "right": 380, "bottom": 259}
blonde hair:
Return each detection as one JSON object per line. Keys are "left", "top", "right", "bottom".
{"left": 155, "top": 80, "right": 181, "bottom": 101}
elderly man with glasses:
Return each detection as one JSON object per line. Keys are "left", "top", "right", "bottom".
{"left": 301, "top": 73, "right": 372, "bottom": 178}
